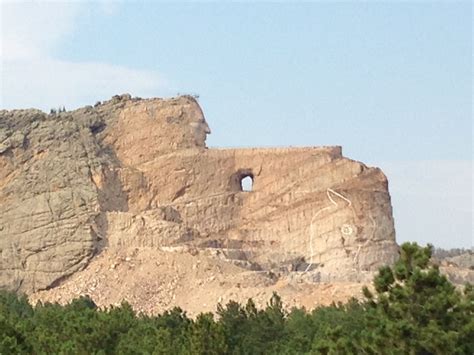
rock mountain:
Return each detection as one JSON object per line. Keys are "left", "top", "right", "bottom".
{"left": 1, "top": 95, "right": 404, "bottom": 312}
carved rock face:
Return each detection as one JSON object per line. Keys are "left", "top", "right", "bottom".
{"left": 0, "top": 95, "right": 398, "bottom": 293}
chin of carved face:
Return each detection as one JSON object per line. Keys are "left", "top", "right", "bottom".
{"left": 190, "top": 120, "right": 211, "bottom": 146}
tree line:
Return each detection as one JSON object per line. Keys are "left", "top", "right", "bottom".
{"left": 1, "top": 243, "right": 473, "bottom": 354}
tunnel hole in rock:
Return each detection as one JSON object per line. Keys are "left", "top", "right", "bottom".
{"left": 230, "top": 169, "right": 254, "bottom": 192}
{"left": 241, "top": 176, "right": 253, "bottom": 192}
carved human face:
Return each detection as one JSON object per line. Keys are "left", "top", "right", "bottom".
{"left": 189, "top": 115, "right": 211, "bottom": 146}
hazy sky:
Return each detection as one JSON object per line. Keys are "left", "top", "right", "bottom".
{"left": 1, "top": 1, "right": 472, "bottom": 248}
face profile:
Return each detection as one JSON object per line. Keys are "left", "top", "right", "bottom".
{"left": 189, "top": 115, "right": 211, "bottom": 147}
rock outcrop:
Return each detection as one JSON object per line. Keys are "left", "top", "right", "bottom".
{"left": 0, "top": 94, "right": 399, "bottom": 294}
{"left": 438, "top": 252, "right": 474, "bottom": 285}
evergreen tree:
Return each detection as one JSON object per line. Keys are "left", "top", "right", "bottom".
{"left": 0, "top": 242, "right": 472, "bottom": 354}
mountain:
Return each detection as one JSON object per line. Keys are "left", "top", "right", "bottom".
{"left": 1, "top": 94, "right": 401, "bottom": 313}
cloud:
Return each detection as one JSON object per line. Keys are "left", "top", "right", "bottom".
{"left": 380, "top": 160, "right": 473, "bottom": 249}
{"left": 0, "top": 1, "right": 79, "bottom": 61}
{"left": 0, "top": 1, "right": 166, "bottom": 111}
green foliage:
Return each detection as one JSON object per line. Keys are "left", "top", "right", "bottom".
{"left": 189, "top": 313, "right": 227, "bottom": 354}
{"left": 362, "top": 243, "right": 474, "bottom": 354}
{"left": 0, "top": 243, "right": 472, "bottom": 354}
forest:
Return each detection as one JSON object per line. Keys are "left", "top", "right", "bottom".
{"left": 1, "top": 243, "right": 473, "bottom": 354}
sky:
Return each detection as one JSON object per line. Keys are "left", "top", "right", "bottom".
{"left": 1, "top": 1, "right": 472, "bottom": 249}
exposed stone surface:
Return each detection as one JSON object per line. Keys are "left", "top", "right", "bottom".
{"left": 438, "top": 251, "right": 474, "bottom": 285}
{"left": 442, "top": 252, "right": 474, "bottom": 270}
{"left": 1, "top": 94, "right": 399, "bottom": 306}
{"left": 0, "top": 108, "right": 103, "bottom": 292}
{"left": 29, "top": 246, "right": 370, "bottom": 317}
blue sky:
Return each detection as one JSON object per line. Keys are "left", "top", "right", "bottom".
{"left": 1, "top": 1, "right": 472, "bottom": 248}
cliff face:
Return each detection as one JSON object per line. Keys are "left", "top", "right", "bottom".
{"left": 0, "top": 95, "right": 399, "bottom": 294}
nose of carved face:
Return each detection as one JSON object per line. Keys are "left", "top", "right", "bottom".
{"left": 203, "top": 121, "right": 211, "bottom": 134}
